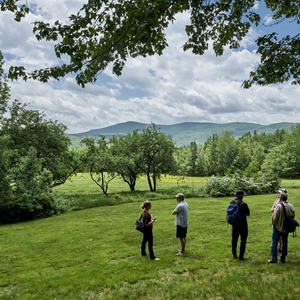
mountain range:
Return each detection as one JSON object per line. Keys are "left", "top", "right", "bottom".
{"left": 68, "top": 121, "right": 296, "bottom": 146}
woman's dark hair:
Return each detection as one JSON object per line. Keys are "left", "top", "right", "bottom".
{"left": 141, "top": 200, "right": 152, "bottom": 209}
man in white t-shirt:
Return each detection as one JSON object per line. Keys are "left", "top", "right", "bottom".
{"left": 172, "top": 193, "right": 188, "bottom": 255}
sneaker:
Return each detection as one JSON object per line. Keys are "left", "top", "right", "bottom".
{"left": 152, "top": 257, "right": 160, "bottom": 261}
{"left": 279, "top": 259, "right": 286, "bottom": 264}
{"left": 268, "top": 259, "right": 277, "bottom": 264}
{"left": 239, "top": 257, "right": 248, "bottom": 261}
{"left": 177, "top": 251, "right": 183, "bottom": 255}
{"left": 233, "top": 255, "right": 238, "bottom": 259}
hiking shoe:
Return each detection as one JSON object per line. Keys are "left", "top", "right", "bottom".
{"left": 268, "top": 259, "right": 277, "bottom": 264}
{"left": 279, "top": 259, "right": 286, "bottom": 264}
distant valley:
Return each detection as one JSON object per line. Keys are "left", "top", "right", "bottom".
{"left": 68, "top": 121, "right": 296, "bottom": 146}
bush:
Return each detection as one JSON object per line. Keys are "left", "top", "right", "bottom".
{"left": 204, "top": 173, "right": 279, "bottom": 197}
{"left": 0, "top": 148, "right": 64, "bottom": 224}
{"left": 0, "top": 193, "right": 62, "bottom": 224}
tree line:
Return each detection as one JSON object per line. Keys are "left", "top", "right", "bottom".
{"left": 75, "top": 122, "right": 299, "bottom": 197}
{"left": 177, "top": 128, "right": 300, "bottom": 180}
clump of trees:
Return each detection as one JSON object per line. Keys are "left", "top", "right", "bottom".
{"left": 175, "top": 127, "right": 300, "bottom": 181}
{"left": 0, "top": 52, "right": 76, "bottom": 223}
{"left": 75, "top": 124, "right": 298, "bottom": 197}
{"left": 80, "top": 123, "right": 176, "bottom": 194}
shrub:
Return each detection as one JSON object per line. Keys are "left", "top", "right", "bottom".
{"left": 204, "top": 173, "right": 279, "bottom": 197}
{"left": 0, "top": 148, "right": 62, "bottom": 224}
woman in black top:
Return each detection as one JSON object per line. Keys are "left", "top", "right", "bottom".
{"left": 141, "top": 200, "right": 160, "bottom": 260}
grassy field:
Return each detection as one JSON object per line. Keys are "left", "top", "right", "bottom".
{"left": 53, "top": 174, "right": 208, "bottom": 210}
{"left": 1, "top": 176, "right": 300, "bottom": 299}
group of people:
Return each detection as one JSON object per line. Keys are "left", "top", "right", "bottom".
{"left": 139, "top": 188, "right": 296, "bottom": 263}
{"left": 230, "top": 188, "right": 296, "bottom": 263}
{"left": 140, "top": 193, "right": 188, "bottom": 260}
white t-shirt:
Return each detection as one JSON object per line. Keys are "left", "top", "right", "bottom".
{"left": 174, "top": 200, "right": 188, "bottom": 228}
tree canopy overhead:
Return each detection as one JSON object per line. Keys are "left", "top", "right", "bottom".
{"left": 2, "top": 0, "right": 300, "bottom": 88}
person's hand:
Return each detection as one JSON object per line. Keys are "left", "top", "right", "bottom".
{"left": 153, "top": 216, "right": 157, "bottom": 222}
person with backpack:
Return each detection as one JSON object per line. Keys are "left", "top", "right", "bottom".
{"left": 229, "top": 190, "right": 250, "bottom": 260}
{"left": 268, "top": 192, "right": 295, "bottom": 264}
{"left": 270, "top": 188, "right": 287, "bottom": 253}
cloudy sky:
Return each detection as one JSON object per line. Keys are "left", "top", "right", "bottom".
{"left": 0, "top": 0, "right": 299, "bottom": 134}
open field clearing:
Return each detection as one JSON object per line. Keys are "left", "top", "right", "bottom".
{"left": 1, "top": 178, "right": 300, "bottom": 299}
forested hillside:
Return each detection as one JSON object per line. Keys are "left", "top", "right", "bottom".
{"left": 69, "top": 121, "right": 295, "bottom": 146}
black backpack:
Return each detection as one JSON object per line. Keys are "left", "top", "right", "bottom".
{"left": 281, "top": 203, "right": 299, "bottom": 236}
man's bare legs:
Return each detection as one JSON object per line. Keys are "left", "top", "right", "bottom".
{"left": 180, "top": 237, "right": 186, "bottom": 253}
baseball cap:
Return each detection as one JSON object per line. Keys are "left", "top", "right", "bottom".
{"left": 175, "top": 193, "right": 184, "bottom": 198}
{"left": 235, "top": 190, "right": 247, "bottom": 196}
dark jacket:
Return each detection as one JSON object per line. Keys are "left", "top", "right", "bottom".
{"left": 230, "top": 198, "right": 250, "bottom": 227}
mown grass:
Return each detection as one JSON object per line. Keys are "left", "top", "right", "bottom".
{"left": 54, "top": 174, "right": 207, "bottom": 210}
{"left": 1, "top": 177, "right": 300, "bottom": 299}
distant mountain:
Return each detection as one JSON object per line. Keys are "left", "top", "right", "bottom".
{"left": 68, "top": 121, "right": 296, "bottom": 146}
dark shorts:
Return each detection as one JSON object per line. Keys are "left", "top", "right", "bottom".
{"left": 176, "top": 225, "right": 187, "bottom": 238}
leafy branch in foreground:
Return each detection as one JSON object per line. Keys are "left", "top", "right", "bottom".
{"left": 3, "top": 0, "right": 300, "bottom": 87}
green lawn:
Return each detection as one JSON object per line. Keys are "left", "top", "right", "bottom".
{"left": 1, "top": 177, "right": 300, "bottom": 299}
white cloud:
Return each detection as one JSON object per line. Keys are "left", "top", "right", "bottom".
{"left": 1, "top": 1, "right": 299, "bottom": 134}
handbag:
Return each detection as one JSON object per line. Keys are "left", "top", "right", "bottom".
{"left": 136, "top": 214, "right": 145, "bottom": 233}
{"left": 281, "top": 203, "right": 299, "bottom": 236}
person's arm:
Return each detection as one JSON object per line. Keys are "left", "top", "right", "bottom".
{"left": 240, "top": 202, "right": 250, "bottom": 216}
{"left": 272, "top": 206, "right": 279, "bottom": 226}
{"left": 173, "top": 204, "right": 181, "bottom": 215}
{"left": 270, "top": 199, "right": 278, "bottom": 212}
{"left": 147, "top": 216, "right": 156, "bottom": 226}
{"left": 246, "top": 204, "right": 250, "bottom": 216}
{"left": 289, "top": 205, "right": 295, "bottom": 218}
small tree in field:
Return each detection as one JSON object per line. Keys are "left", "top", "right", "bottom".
{"left": 81, "top": 136, "right": 119, "bottom": 196}
{"left": 134, "top": 124, "right": 176, "bottom": 192}
{"left": 110, "top": 134, "right": 142, "bottom": 192}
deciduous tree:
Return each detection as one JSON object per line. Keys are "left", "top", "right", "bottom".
{"left": 109, "top": 134, "right": 141, "bottom": 191}
{"left": 81, "top": 136, "right": 119, "bottom": 196}
{"left": 2, "top": 0, "right": 299, "bottom": 87}
{"left": 0, "top": 51, "right": 75, "bottom": 222}
{"left": 134, "top": 124, "right": 176, "bottom": 192}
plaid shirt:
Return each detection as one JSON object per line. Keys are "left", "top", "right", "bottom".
{"left": 272, "top": 201, "right": 295, "bottom": 233}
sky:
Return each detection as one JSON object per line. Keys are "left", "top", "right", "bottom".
{"left": 0, "top": 0, "right": 299, "bottom": 134}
